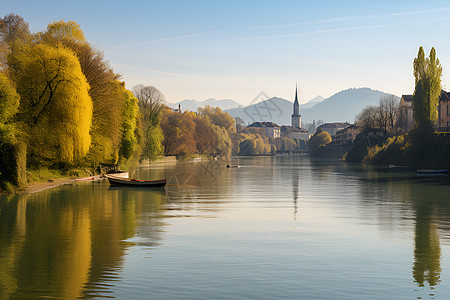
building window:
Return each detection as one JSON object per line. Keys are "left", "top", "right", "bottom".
{"left": 447, "top": 121, "right": 450, "bottom": 127}
{"left": 447, "top": 104, "right": 450, "bottom": 116}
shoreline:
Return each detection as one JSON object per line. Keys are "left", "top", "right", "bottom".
{"left": 22, "top": 175, "right": 104, "bottom": 194}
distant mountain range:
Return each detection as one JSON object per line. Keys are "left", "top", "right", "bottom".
{"left": 169, "top": 98, "right": 242, "bottom": 112}
{"left": 169, "top": 88, "right": 399, "bottom": 127}
{"left": 300, "top": 88, "right": 399, "bottom": 124}
{"left": 225, "top": 97, "right": 293, "bottom": 126}
{"left": 224, "top": 88, "right": 399, "bottom": 126}
{"left": 301, "top": 95, "right": 324, "bottom": 109}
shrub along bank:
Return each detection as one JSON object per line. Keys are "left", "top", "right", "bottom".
{"left": 344, "top": 131, "right": 450, "bottom": 168}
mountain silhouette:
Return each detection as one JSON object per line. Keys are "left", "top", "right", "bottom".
{"left": 225, "top": 87, "right": 398, "bottom": 125}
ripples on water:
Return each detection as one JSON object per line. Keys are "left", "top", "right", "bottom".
{"left": 1, "top": 156, "right": 450, "bottom": 299}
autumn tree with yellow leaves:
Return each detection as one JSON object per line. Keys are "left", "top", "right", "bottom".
{"left": 8, "top": 43, "right": 92, "bottom": 166}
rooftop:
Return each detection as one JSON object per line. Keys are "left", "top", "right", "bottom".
{"left": 281, "top": 125, "right": 309, "bottom": 133}
{"left": 335, "top": 124, "right": 359, "bottom": 134}
{"left": 401, "top": 95, "right": 413, "bottom": 102}
{"left": 318, "top": 122, "right": 351, "bottom": 128}
{"left": 402, "top": 90, "right": 450, "bottom": 102}
{"left": 247, "top": 121, "right": 280, "bottom": 128}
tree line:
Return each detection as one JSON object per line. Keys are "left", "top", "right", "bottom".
{"left": 0, "top": 14, "right": 238, "bottom": 189}
{"left": 0, "top": 14, "right": 142, "bottom": 171}
{"left": 0, "top": 13, "right": 316, "bottom": 190}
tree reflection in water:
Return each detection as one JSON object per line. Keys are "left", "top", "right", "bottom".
{"left": 343, "top": 163, "right": 445, "bottom": 289}
{"left": 0, "top": 183, "right": 167, "bottom": 299}
{"left": 412, "top": 191, "right": 441, "bottom": 287}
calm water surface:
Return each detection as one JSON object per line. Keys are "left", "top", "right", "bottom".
{"left": 1, "top": 156, "right": 450, "bottom": 299}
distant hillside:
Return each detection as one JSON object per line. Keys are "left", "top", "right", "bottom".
{"left": 301, "top": 88, "right": 399, "bottom": 124}
{"left": 225, "top": 97, "right": 293, "bottom": 126}
{"left": 169, "top": 98, "right": 242, "bottom": 112}
{"left": 300, "top": 95, "right": 324, "bottom": 109}
{"left": 225, "top": 88, "right": 399, "bottom": 126}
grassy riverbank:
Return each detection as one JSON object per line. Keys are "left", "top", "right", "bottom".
{"left": 345, "top": 131, "right": 450, "bottom": 168}
{"left": 18, "top": 168, "right": 96, "bottom": 194}
{"left": 2, "top": 156, "right": 193, "bottom": 194}
{"left": 0, "top": 167, "right": 97, "bottom": 193}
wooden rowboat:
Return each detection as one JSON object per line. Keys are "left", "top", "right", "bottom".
{"left": 106, "top": 175, "right": 167, "bottom": 187}
{"left": 74, "top": 176, "right": 95, "bottom": 182}
{"left": 107, "top": 171, "right": 129, "bottom": 178}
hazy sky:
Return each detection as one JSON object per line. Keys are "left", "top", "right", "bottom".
{"left": 4, "top": 0, "right": 450, "bottom": 105}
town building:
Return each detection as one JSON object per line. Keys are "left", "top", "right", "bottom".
{"left": 333, "top": 124, "right": 361, "bottom": 145}
{"left": 246, "top": 122, "right": 281, "bottom": 138}
{"left": 289, "top": 84, "right": 310, "bottom": 140}
{"left": 170, "top": 104, "right": 182, "bottom": 113}
{"left": 398, "top": 90, "right": 450, "bottom": 132}
{"left": 318, "top": 122, "right": 351, "bottom": 138}
{"left": 438, "top": 91, "right": 450, "bottom": 131}
{"left": 398, "top": 95, "right": 414, "bottom": 131}
{"left": 280, "top": 126, "right": 310, "bottom": 141}
{"left": 245, "top": 85, "right": 310, "bottom": 140}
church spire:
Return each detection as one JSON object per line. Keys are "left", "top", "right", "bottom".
{"left": 294, "top": 83, "right": 299, "bottom": 105}
{"left": 291, "top": 84, "right": 301, "bottom": 128}
{"left": 293, "top": 84, "right": 299, "bottom": 116}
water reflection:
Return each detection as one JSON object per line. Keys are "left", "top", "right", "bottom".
{"left": 0, "top": 159, "right": 237, "bottom": 298}
{"left": 2, "top": 157, "right": 450, "bottom": 299}
{"left": 140, "top": 159, "right": 234, "bottom": 210}
{"left": 413, "top": 200, "right": 441, "bottom": 287}
{"left": 292, "top": 166, "right": 299, "bottom": 220}
{"left": 0, "top": 183, "right": 167, "bottom": 299}
{"left": 348, "top": 163, "right": 446, "bottom": 288}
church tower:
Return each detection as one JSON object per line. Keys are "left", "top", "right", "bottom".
{"left": 291, "top": 85, "right": 301, "bottom": 128}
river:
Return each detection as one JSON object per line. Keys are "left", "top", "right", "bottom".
{"left": 1, "top": 156, "right": 450, "bottom": 299}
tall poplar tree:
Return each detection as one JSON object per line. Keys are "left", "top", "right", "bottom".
{"left": 412, "top": 46, "right": 442, "bottom": 132}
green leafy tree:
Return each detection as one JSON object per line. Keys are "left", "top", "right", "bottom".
{"left": 145, "top": 125, "right": 164, "bottom": 157}
{"left": 119, "top": 90, "right": 139, "bottom": 160}
{"left": 413, "top": 47, "right": 442, "bottom": 132}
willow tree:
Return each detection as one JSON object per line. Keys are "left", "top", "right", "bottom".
{"left": 8, "top": 43, "right": 92, "bottom": 166}
{"left": 41, "top": 20, "right": 124, "bottom": 164}
{"left": 0, "top": 72, "right": 19, "bottom": 124}
{"left": 412, "top": 47, "right": 442, "bottom": 132}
